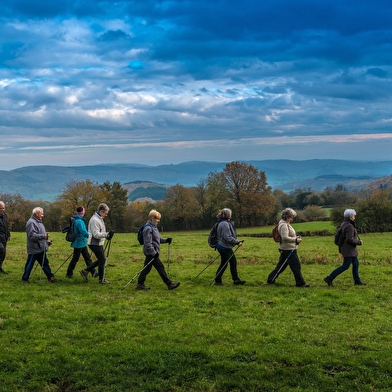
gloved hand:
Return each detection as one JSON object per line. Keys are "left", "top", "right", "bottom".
{"left": 166, "top": 237, "right": 172, "bottom": 244}
{"left": 106, "top": 230, "right": 114, "bottom": 240}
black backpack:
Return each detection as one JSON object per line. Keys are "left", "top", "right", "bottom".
{"left": 137, "top": 223, "right": 153, "bottom": 245}
{"left": 208, "top": 222, "right": 221, "bottom": 249}
{"left": 334, "top": 225, "right": 345, "bottom": 247}
{"left": 62, "top": 217, "right": 77, "bottom": 243}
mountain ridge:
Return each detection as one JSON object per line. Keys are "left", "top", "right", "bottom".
{"left": 1, "top": 159, "right": 391, "bottom": 201}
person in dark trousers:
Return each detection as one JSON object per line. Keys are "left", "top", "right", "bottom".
{"left": 267, "top": 208, "right": 309, "bottom": 287}
{"left": 21, "top": 207, "right": 59, "bottom": 283}
{"left": 80, "top": 203, "right": 113, "bottom": 284}
{"left": 136, "top": 209, "right": 179, "bottom": 291}
{"left": 214, "top": 208, "right": 245, "bottom": 286}
{"left": 324, "top": 209, "right": 366, "bottom": 286}
{"left": 66, "top": 206, "right": 95, "bottom": 278}
{"left": 0, "top": 201, "right": 11, "bottom": 274}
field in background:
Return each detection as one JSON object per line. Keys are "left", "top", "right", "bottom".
{"left": 1, "top": 223, "right": 392, "bottom": 391}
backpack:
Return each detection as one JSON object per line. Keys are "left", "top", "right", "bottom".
{"left": 137, "top": 223, "right": 153, "bottom": 245}
{"left": 62, "top": 217, "right": 77, "bottom": 243}
{"left": 272, "top": 224, "right": 282, "bottom": 243}
{"left": 208, "top": 222, "right": 221, "bottom": 249}
{"left": 334, "top": 225, "right": 345, "bottom": 247}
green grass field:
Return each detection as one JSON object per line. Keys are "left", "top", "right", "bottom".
{"left": 1, "top": 222, "right": 392, "bottom": 391}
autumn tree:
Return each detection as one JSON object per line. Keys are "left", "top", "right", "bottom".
{"left": 101, "top": 181, "right": 128, "bottom": 232}
{"left": 219, "top": 161, "right": 276, "bottom": 227}
{"left": 0, "top": 193, "right": 35, "bottom": 232}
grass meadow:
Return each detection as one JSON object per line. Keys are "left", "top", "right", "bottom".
{"left": 1, "top": 221, "right": 392, "bottom": 391}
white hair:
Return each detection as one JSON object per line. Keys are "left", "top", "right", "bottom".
{"left": 344, "top": 209, "right": 356, "bottom": 218}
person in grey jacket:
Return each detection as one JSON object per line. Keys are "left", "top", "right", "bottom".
{"left": 267, "top": 208, "right": 309, "bottom": 287}
{"left": 214, "top": 208, "right": 245, "bottom": 286}
{"left": 21, "top": 207, "right": 58, "bottom": 283}
{"left": 66, "top": 206, "right": 95, "bottom": 278}
{"left": 324, "top": 209, "right": 366, "bottom": 286}
{"left": 136, "top": 209, "right": 179, "bottom": 291}
{"left": 0, "top": 201, "right": 11, "bottom": 274}
{"left": 80, "top": 203, "right": 113, "bottom": 284}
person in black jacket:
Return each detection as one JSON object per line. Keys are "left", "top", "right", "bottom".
{"left": 0, "top": 201, "right": 11, "bottom": 274}
{"left": 214, "top": 208, "right": 245, "bottom": 286}
{"left": 324, "top": 209, "right": 366, "bottom": 286}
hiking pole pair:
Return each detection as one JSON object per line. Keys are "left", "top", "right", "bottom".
{"left": 192, "top": 252, "right": 221, "bottom": 280}
{"left": 210, "top": 244, "right": 241, "bottom": 285}
{"left": 269, "top": 248, "right": 295, "bottom": 283}
{"left": 121, "top": 256, "right": 155, "bottom": 291}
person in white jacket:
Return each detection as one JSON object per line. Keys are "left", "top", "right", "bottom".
{"left": 80, "top": 203, "right": 113, "bottom": 284}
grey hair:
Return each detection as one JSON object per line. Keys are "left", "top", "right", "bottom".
{"left": 32, "top": 207, "right": 43, "bottom": 215}
{"left": 344, "top": 209, "right": 356, "bottom": 218}
{"left": 97, "top": 203, "right": 109, "bottom": 212}
{"left": 217, "top": 208, "right": 232, "bottom": 219}
{"left": 281, "top": 208, "right": 297, "bottom": 220}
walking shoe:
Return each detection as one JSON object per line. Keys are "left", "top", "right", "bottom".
{"left": 99, "top": 279, "right": 111, "bottom": 284}
{"left": 296, "top": 283, "right": 310, "bottom": 287}
{"left": 79, "top": 269, "right": 89, "bottom": 282}
{"left": 66, "top": 274, "right": 74, "bottom": 278}
{"left": 136, "top": 284, "right": 150, "bottom": 290}
{"left": 168, "top": 281, "right": 180, "bottom": 290}
{"left": 21, "top": 279, "right": 30, "bottom": 284}
{"left": 267, "top": 280, "right": 276, "bottom": 285}
{"left": 48, "top": 277, "right": 60, "bottom": 283}
{"left": 233, "top": 279, "right": 246, "bottom": 285}
{"left": 214, "top": 282, "right": 223, "bottom": 286}
{"left": 354, "top": 281, "right": 367, "bottom": 286}
{"left": 324, "top": 277, "right": 333, "bottom": 287}
{"left": 92, "top": 271, "right": 99, "bottom": 278}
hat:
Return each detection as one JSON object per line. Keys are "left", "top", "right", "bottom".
{"left": 76, "top": 206, "right": 85, "bottom": 216}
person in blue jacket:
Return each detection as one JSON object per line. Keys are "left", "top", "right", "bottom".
{"left": 65, "top": 206, "right": 95, "bottom": 278}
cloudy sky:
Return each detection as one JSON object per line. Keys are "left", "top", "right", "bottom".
{"left": 1, "top": 0, "right": 392, "bottom": 170}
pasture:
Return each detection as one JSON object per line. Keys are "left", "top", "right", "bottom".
{"left": 1, "top": 221, "right": 392, "bottom": 391}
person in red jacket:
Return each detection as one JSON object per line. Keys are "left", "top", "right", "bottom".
{"left": 324, "top": 209, "right": 366, "bottom": 286}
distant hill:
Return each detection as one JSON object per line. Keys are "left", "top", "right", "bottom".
{"left": 0, "top": 160, "right": 391, "bottom": 201}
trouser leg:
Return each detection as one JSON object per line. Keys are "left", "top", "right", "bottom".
{"left": 67, "top": 248, "right": 81, "bottom": 275}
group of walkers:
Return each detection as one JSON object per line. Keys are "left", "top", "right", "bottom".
{"left": 0, "top": 201, "right": 366, "bottom": 290}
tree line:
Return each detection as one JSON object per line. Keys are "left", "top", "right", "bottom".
{"left": 2, "top": 162, "right": 392, "bottom": 233}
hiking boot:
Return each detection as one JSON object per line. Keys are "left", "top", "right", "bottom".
{"left": 21, "top": 279, "right": 30, "bottom": 284}
{"left": 99, "top": 279, "right": 111, "bottom": 284}
{"left": 80, "top": 269, "right": 89, "bottom": 282}
{"left": 168, "top": 281, "right": 180, "bottom": 290}
{"left": 48, "top": 277, "right": 60, "bottom": 283}
{"left": 66, "top": 274, "right": 74, "bottom": 278}
{"left": 136, "top": 284, "right": 150, "bottom": 290}
{"left": 214, "top": 281, "right": 223, "bottom": 286}
{"left": 296, "top": 283, "right": 310, "bottom": 287}
{"left": 324, "top": 277, "right": 333, "bottom": 287}
{"left": 354, "top": 281, "right": 367, "bottom": 286}
{"left": 233, "top": 279, "right": 246, "bottom": 285}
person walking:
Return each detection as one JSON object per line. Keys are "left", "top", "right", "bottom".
{"left": 267, "top": 208, "right": 309, "bottom": 287}
{"left": 21, "top": 207, "right": 59, "bottom": 283}
{"left": 0, "top": 201, "right": 11, "bottom": 274}
{"left": 214, "top": 208, "right": 245, "bottom": 286}
{"left": 65, "top": 206, "right": 96, "bottom": 278}
{"left": 324, "top": 209, "right": 366, "bottom": 286}
{"left": 80, "top": 203, "right": 113, "bottom": 284}
{"left": 136, "top": 209, "right": 180, "bottom": 291}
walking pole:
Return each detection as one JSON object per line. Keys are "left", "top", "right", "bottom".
{"left": 167, "top": 243, "right": 171, "bottom": 276}
{"left": 102, "top": 238, "right": 112, "bottom": 281}
{"left": 270, "top": 249, "right": 295, "bottom": 283}
{"left": 121, "top": 257, "right": 155, "bottom": 291}
{"left": 53, "top": 251, "right": 74, "bottom": 275}
{"left": 210, "top": 245, "right": 241, "bottom": 285}
{"left": 192, "top": 252, "right": 221, "bottom": 280}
